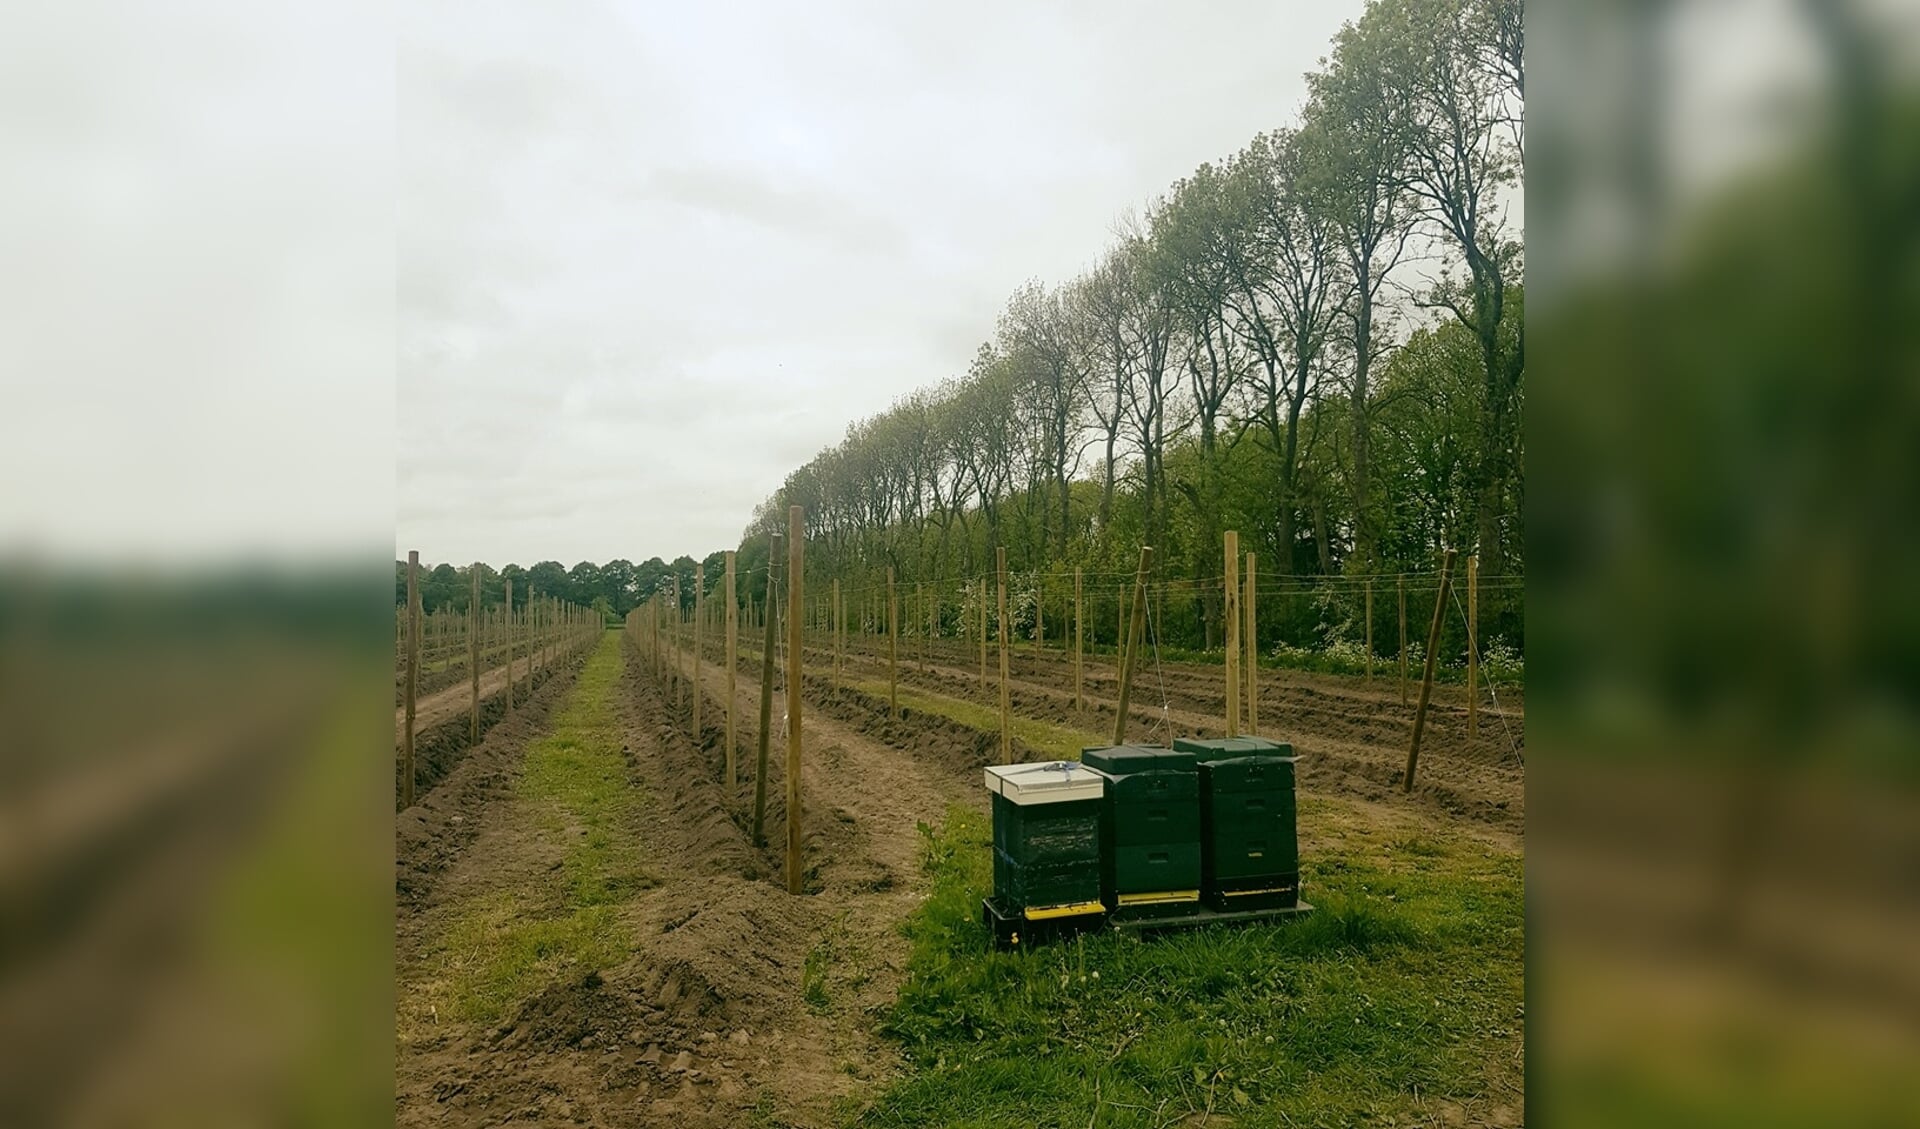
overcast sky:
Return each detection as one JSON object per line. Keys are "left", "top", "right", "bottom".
{"left": 398, "top": 0, "right": 1366, "bottom": 568}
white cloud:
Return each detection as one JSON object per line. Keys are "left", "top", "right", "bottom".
{"left": 397, "top": 0, "right": 1364, "bottom": 566}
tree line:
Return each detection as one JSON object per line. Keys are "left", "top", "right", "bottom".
{"left": 746, "top": 0, "right": 1524, "bottom": 657}
{"left": 394, "top": 556, "right": 719, "bottom": 622}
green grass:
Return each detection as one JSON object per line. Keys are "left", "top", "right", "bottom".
{"left": 855, "top": 679, "right": 1099, "bottom": 762}
{"left": 418, "top": 635, "right": 651, "bottom": 1025}
{"left": 850, "top": 803, "right": 1524, "bottom": 1127}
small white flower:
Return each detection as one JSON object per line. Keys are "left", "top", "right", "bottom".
{"left": 1090, "top": 971, "right": 1100, "bottom": 980}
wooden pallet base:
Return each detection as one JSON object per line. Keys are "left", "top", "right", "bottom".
{"left": 1111, "top": 899, "right": 1314, "bottom": 936}
{"left": 983, "top": 897, "right": 1314, "bottom": 949}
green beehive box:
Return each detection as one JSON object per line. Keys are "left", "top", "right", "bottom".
{"left": 1105, "top": 770, "right": 1201, "bottom": 846}
{"left": 1179, "top": 738, "right": 1301, "bottom": 910}
{"left": 984, "top": 762, "right": 1105, "bottom": 918}
{"left": 993, "top": 850, "right": 1103, "bottom": 912}
{"left": 1081, "top": 745, "right": 1202, "bottom": 912}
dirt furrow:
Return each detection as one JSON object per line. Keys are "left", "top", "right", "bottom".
{"left": 395, "top": 650, "right": 567, "bottom": 744}
{"left": 719, "top": 632, "right": 1524, "bottom": 832}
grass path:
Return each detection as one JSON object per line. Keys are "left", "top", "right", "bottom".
{"left": 399, "top": 634, "right": 649, "bottom": 1037}
{"left": 856, "top": 801, "right": 1524, "bottom": 1127}
{"left": 842, "top": 669, "right": 1526, "bottom": 1126}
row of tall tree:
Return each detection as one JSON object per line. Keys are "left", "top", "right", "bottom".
{"left": 746, "top": 0, "right": 1524, "bottom": 654}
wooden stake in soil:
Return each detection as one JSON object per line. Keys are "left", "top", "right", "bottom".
{"left": 403, "top": 550, "right": 419, "bottom": 808}
{"left": 671, "top": 576, "right": 682, "bottom": 713}
{"left": 887, "top": 567, "right": 899, "bottom": 720}
{"left": 753, "top": 533, "right": 780, "bottom": 847}
{"left": 694, "top": 562, "right": 705, "bottom": 741}
{"left": 1224, "top": 531, "right": 1241, "bottom": 737}
{"left": 1467, "top": 554, "right": 1479, "bottom": 740}
{"left": 504, "top": 577, "right": 514, "bottom": 712}
{"left": 1245, "top": 552, "right": 1258, "bottom": 736}
{"left": 1405, "top": 550, "right": 1457, "bottom": 793}
{"left": 996, "top": 546, "right": 1011, "bottom": 763}
{"left": 469, "top": 564, "right": 481, "bottom": 743}
{"left": 1035, "top": 575, "right": 1044, "bottom": 654}
{"left": 1073, "top": 567, "right": 1084, "bottom": 714}
{"left": 832, "top": 577, "right": 842, "bottom": 689}
{"left": 978, "top": 578, "right": 987, "bottom": 694}
{"left": 786, "top": 506, "right": 805, "bottom": 895}
{"left": 916, "top": 580, "right": 925, "bottom": 672}
{"left": 725, "top": 552, "right": 738, "bottom": 788}
{"left": 1365, "top": 578, "right": 1375, "bottom": 684}
{"left": 1398, "top": 574, "right": 1408, "bottom": 706}
{"left": 1112, "top": 546, "right": 1153, "bottom": 745}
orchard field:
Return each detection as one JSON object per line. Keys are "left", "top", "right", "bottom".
{"left": 393, "top": 594, "right": 1522, "bottom": 1127}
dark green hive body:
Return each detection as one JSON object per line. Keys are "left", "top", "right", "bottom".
{"left": 990, "top": 791, "right": 1103, "bottom": 913}
{"left": 1177, "top": 738, "right": 1301, "bottom": 910}
{"left": 1082, "top": 744, "right": 1202, "bottom": 915}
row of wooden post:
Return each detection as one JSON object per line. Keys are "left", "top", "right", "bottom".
{"left": 628, "top": 508, "right": 809, "bottom": 896}
{"left": 400, "top": 551, "right": 598, "bottom": 809}
{"left": 625, "top": 527, "right": 1482, "bottom": 836}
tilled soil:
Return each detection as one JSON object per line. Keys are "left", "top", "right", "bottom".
{"left": 397, "top": 625, "right": 1525, "bottom": 1125}
{"left": 783, "top": 632, "right": 1524, "bottom": 835}
{"left": 396, "top": 634, "right": 976, "bottom": 1127}
{"left": 395, "top": 651, "right": 562, "bottom": 743}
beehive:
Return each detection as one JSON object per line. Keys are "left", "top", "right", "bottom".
{"left": 1173, "top": 736, "right": 1300, "bottom": 911}
{"left": 983, "top": 761, "right": 1105, "bottom": 921}
{"left": 1080, "top": 744, "right": 1202, "bottom": 914}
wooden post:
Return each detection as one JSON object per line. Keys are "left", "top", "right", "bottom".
{"left": 694, "top": 562, "right": 705, "bottom": 740}
{"left": 651, "top": 595, "right": 661, "bottom": 677}
{"left": 978, "top": 578, "right": 987, "bottom": 694}
{"left": 671, "top": 576, "right": 682, "bottom": 713}
{"left": 1467, "top": 554, "right": 1479, "bottom": 740}
{"left": 887, "top": 567, "right": 899, "bottom": 719}
{"left": 1112, "top": 547, "right": 1153, "bottom": 745}
{"left": 833, "top": 577, "right": 842, "bottom": 688}
{"left": 1036, "top": 575, "right": 1045, "bottom": 653}
{"left": 469, "top": 565, "right": 481, "bottom": 742}
{"left": 1073, "top": 567, "right": 1083, "bottom": 714}
{"left": 1366, "top": 577, "right": 1375, "bottom": 684}
{"left": 725, "top": 552, "right": 738, "bottom": 787}
{"left": 1245, "top": 552, "right": 1258, "bottom": 736}
{"left": 1224, "top": 531, "right": 1241, "bottom": 737}
{"left": 1398, "top": 574, "right": 1408, "bottom": 706}
{"left": 786, "top": 506, "right": 805, "bottom": 895}
{"left": 753, "top": 534, "right": 780, "bottom": 846}
{"left": 403, "top": 551, "right": 419, "bottom": 808}
{"left": 1405, "top": 551, "right": 1457, "bottom": 793}
{"left": 996, "top": 546, "right": 1011, "bottom": 763}
{"left": 916, "top": 580, "right": 925, "bottom": 672}
{"left": 504, "top": 577, "right": 514, "bottom": 712}
{"left": 1117, "top": 586, "right": 1125, "bottom": 651}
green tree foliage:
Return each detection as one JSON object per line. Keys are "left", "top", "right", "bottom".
{"left": 741, "top": 0, "right": 1522, "bottom": 661}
